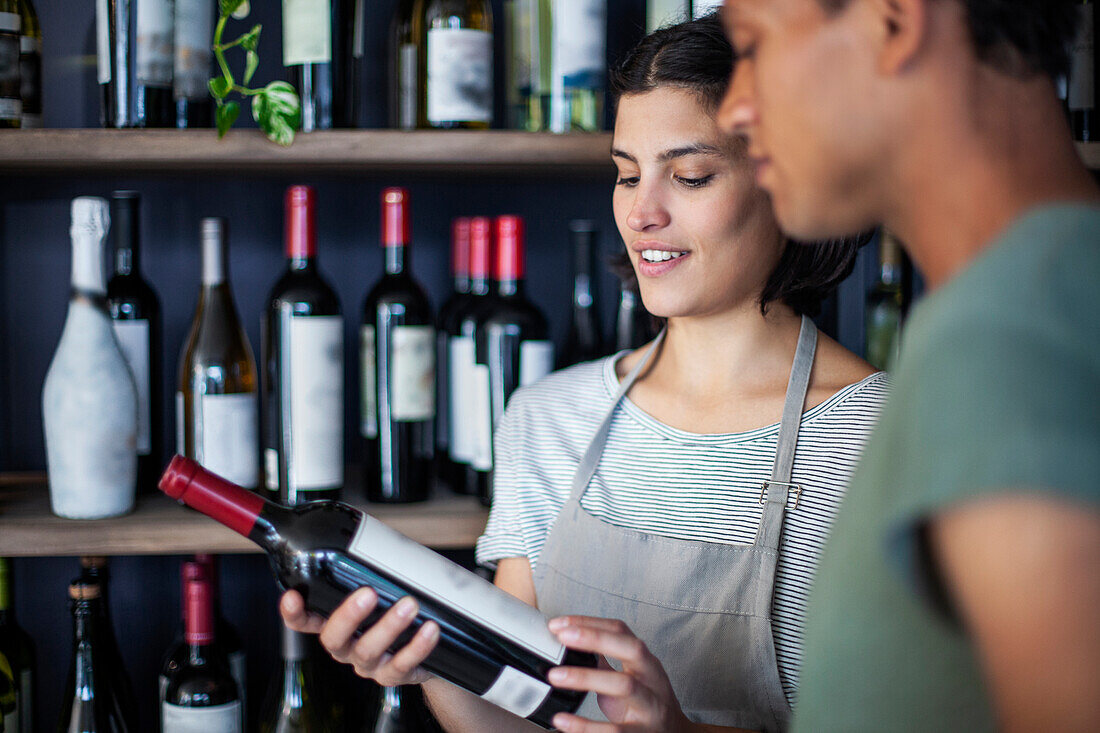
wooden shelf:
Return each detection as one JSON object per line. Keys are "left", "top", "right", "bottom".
{"left": 0, "top": 129, "right": 614, "bottom": 176}
{"left": 0, "top": 474, "right": 489, "bottom": 556}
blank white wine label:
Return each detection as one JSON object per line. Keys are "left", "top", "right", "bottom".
{"left": 161, "top": 700, "right": 242, "bottom": 732}
{"left": 359, "top": 325, "right": 377, "bottom": 438}
{"left": 347, "top": 515, "right": 567, "bottom": 664}
{"left": 287, "top": 316, "right": 344, "bottom": 489}
{"left": 520, "top": 341, "right": 554, "bottom": 387}
{"left": 448, "top": 336, "right": 476, "bottom": 463}
{"left": 481, "top": 665, "right": 552, "bottom": 720}
{"left": 282, "top": 0, "right": 332, "bottom": 65}
{"left": 552, "top": 0, "right": 604, "bottom": 85}
{"left": 174, "top": 0, "right": 215, "bottom": 98}
{"left": 391, "top": 325, "right": 436, "bottom": 421}
{"left": 112, "top": 319, "right": 152, "bottom": 455}
{"left": 200, "top": 392, "right": 258, "bottom": 488}
{"left": 136, "top": 0, "right": 173, "bottom": 85}
{"left": 427, "top": 28, "right": 492, "bottom": 124}
{"left": 470, "top": 363, "right": 493, "bottom": 471}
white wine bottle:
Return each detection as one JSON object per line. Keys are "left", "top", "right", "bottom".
{"left": 43, "top": 197, "right": 138, "bottom": 520}
{"left": 417, "top": 0, "right": 493, "bottom": 129}
{"left": 549, "top": 0, "right": 605, "bottom": 132}
{"left": 177, "top": 218, "right": 260, "bottom": 490}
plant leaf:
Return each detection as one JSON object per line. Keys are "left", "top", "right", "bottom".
{"left": 231, "top": 0, "right": 251, "bottom": 19}
{"left": 219, "top": 0, "right": 245, "bottom": 18}
{"left": 244, "top": 50, "right": 259, "bottom": 85}
{"left": 252, "top": 82, "right": 301, "bottom": 147}
{"left": 216, "top": 101, "right": 240, "bottom": 139}
{"left": 208, "top": 75, "right": 232, "bottom": 99}
{"left": 240, "top": 24, "right": 261, "bottom": 53}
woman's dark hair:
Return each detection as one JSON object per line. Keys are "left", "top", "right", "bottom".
{"left": 608, "top": 13, "right": 869, "bottom": 317}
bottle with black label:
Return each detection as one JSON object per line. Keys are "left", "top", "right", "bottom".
{"left": 17, "top": 0, "right": 39, "bottom": 128}
{"left": 361, "top": 188, "right": 435, "bottom": 503}
{"left": 0, "top": 0, "right": 21, "bottom": 128}
{"left": 107, "top": 191, "right": 163, "bottom": 494}
{"left": 418, "top": 0, "right": 493, "bottom": 129}
{"left": 471, "top": 216, "right": 552, "bottom": 505}
{"left": 263, "top": 185, "right": 344, "bottom": 504}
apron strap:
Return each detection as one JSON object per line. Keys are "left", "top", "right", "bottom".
{"left": 568, "top": 329, "right": 667, "bottom": 503}
{"left": 755, "top": 315, "right": 818, "bottom": 550}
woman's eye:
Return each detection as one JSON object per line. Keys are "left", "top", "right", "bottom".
{"left": 676, "top": 174, "right": 714, "bottom": 188}
{"left": 616, "top": 176, "right": 640, "bottom": 187}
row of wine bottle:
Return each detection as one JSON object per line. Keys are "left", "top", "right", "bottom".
{"left": 0, "top": 554, "right": 439, "bottom": 732}
{"left": 42, "top": 187, "right": 654, "bottom": 518}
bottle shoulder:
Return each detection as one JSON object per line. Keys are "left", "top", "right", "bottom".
{"left": 267, "top": 270, "right": 342, "bottom": 316}
{"left": 362, "top": 275, "right": 433, "bottom": 319}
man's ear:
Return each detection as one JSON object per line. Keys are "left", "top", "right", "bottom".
{"left": 865, "top": 0, "right": 929, "bottom": 75}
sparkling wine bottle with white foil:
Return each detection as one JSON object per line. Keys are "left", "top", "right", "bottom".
{"left": 160, "top": 456, "right": 596, "bottom": 729}
{"left": 43, "top": 197, "right": 138, "bottom": 520}
{"left": 263, "top": 185, "right": 344, "bottom": 504}
{"left": 177, "top": 218, "right": 260, "bottom": 490}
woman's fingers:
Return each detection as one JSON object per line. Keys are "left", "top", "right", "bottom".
{"left": 318, "top": 587, "right": 378, "bottom": 661}
{"left": 552, "top": 623, "right": 655, "bottom": 669}
{"left": 373, "top": 620, "right": 440, "bottom": 686}
{"left": 279, "top": 590, "right": 326, "bottom": 634}
{"left": 348, "top": 595, "right": 421, "bottom": 671}
{"left": 548, "top": 666, "right": 642, "bottom": 698}
{"left": 550, "top": 712, "right": 624, "bottom": 733}
{"left": 549, "top": 616, "right": 633, "bottom": 634}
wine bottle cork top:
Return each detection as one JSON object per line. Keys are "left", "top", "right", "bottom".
{"left": 70, "top": 197, "right": 109, "bottom": 240}
{"left": 160, "top": 454, "right": 200, "bottom": 499}
{"left": 69, "top": 581, "right": 101, "bottom": 600}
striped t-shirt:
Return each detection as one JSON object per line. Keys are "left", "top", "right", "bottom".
{"left": 476, "top": 354, "right": 889, "bottom": 705}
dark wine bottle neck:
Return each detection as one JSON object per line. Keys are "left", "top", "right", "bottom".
{"left": 453, "top": 272, "right": 470, "bottom": 295}
{"left": 469, "top": 276, "right": 490, "bottom": 296}
{"left": 497, "top": 278, "right": 524, "bottom": 298}
{"left": 111, "top": 195, "right": 140, "bottom": 275}
{"left": 287, "top": 255, "right": 316, "bottom": 273}
{"left": 386, "top": 245, "right": 408, "bottom": 275}
{"left": 115, "top": 246, "right": 136, "bottom": 276}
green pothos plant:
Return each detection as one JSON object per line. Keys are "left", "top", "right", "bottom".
{"left": 209, "top": 0, "right": 301, "bottom": 146}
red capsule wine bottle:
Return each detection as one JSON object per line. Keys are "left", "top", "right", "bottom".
{"left": 263, "top": 185, "right": 344, "bottom": 504}
{"left": 360, "top": 188, "right": 435, "bottom": 503}
{"left": 160, "top": 456, "right": 596, "bottom": 729}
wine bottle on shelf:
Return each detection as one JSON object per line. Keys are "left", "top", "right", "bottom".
{"left": 97, "top": 0, "right": 133, "bottom": 128}
{"left": 365, "top": 684, "right": 440, "bottom": 733}
{"left": 418, "top": 0, "right": 493, "bottom": 130}
{"left": 158, "top": 560, "right": 201, "bottom": 707}
{"left": 263, "top": 186, "right": 344, "bottom": 505}
{"left": 549, "top": 0, "right": 605, "bottom": 132}
{"left": 470, "top": 216, "right": 552, "bottom": 505}
{"left": 78, "top": 557, "right": 139, "bottom": 730}
{"left": 449, "top": 216, "right": 492, "bottom": 496}
{"left": 434, "top": 218, "right": 471, "bottom": 491}
{"left": 361, "top": 188, "right": 435, "bottom": 504}
{"left": 0, "top": 560, "right": 32, "bottom": 733}
{"left": 160, "top": 456, "right": 598, "bottom": 729}
{"left": 195, "top": 554, "right": 246, "bottom": 724}
{"left": 106, "top": 191, "right": 162, "bottom": 495}
{"left": 135, "top": 0, "right": 175, "bottom": 127}
{"left": 57, "top": 581, "right": 132, "bottom": 733}
{"left": 334, "top": 0, "right": 363, "bottom": 127}
{"left": 43, "top": 197, "right": 138, "bottom": 520}
{"left": 177, "top": 217, "right": 260, "bottom": 490}
{"left": 1070, "top": 0, "right": 1096, "bottom": 141}
{"left": 162, "top": 570, "right": 242, "bottom": 731}
{"left": 614, "top": 283, "right": 653, "bottom": 352}
{"left": 864, "top": 230, "right": 906, "bottom": 371}
{"left": 258, "top": 626, "right": 333, "bottom": 731}
{"left": 504, "top": 0, "right": 550, "bottom": 130}
{"left": 0, "top": 0, "right": 19, "bottom": 129}
{"left": 283, "top": 0, "right": 334, "bottom": 132}
{"left": 560, "top": 220, "right": 604, "bottom": 366}
{"left": 389, "top": 0, "right": 418, "bottom": 129}
{"left": 17, "top": 0, "right": 40, "bottom": 129}
{"left": 173, "top": 0, "right": 214, "bottom": 128}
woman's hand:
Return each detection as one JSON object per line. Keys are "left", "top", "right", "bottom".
{"left": 279, "top": 587, "right": 439, "bottom": 686}
{"left": 546, "top": 616, "right": 695, "bottom": 733}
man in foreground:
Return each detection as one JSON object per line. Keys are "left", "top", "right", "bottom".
{"left": 718, "top": 0, "right": 1100, "bottom": 730}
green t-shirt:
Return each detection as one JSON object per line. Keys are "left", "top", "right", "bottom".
{"left": 792, "top": 205, "right": 1100, "bottom": 731}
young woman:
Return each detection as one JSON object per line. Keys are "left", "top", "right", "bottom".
{"left": 281, "top": 14, "right": 888, "bottom": 733}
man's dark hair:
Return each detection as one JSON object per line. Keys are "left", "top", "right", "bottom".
{"left": 608, "top": 13, "right": 869, "bottom": 317}
{"left": 818, "top": 0, "right": 1078, "bottom": 82}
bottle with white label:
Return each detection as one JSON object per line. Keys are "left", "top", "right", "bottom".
{"left": 173, "top": 0, "right": 215, "bottom": 127}
{"left": 263, "top": 185, "right": 344, "bottom": 504}
{"left": 418, "top": 0, "right": 493, "bottom": 129}
{"left": 283, "top": 0, "right": 334, "bottom": 131}
{"left": 135, "top": 0, "right": 175, "bottom": 126}
{"left": 361, "top": 188, "right": 435, "bottom": 503}
{"left": 43, "top": 197, "right": 138, "bottom": 520}
{"left": 450, "top": 216, "right": 493, "bottom": 496}
{"left": 177, "top": 217, "right": 260, "bottom": 490}
{"left": 107, "top": 191, "right": 162, "bottom": 494}
{"left": 549, "top": 0, "right": 605, "bottom": 132}
{"left": 163, "top": 568, "right": 242, "bottom": 732}
{"left": 161, "top": 456, "right": 597, "bottom": 729}
{"left": 472, "top": 216, "right": 552, "bottom": 505}
{"left": 0, "top": 0, "right": 21, "bottom": 128}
